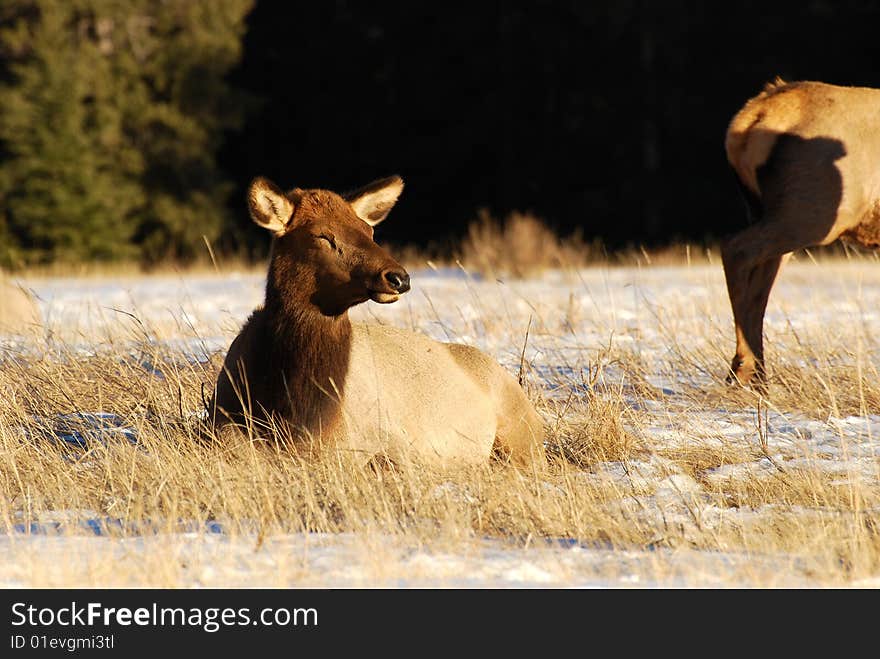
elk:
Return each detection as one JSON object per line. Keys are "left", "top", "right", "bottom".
{"left": 208, "top": 175, "right": 546, "bottom": 468}
{"left": 0, "top": 275, "right": 41, "bottom": 335}
{"left": 722, "top": 79, "right": 880, "bottom": 387}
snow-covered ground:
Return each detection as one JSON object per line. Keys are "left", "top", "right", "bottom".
{"left": 2, "top": 260, "right": 879, "bottom": 587}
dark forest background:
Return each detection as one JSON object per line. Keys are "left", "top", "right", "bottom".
{"left": 2, "top": 0, "right": 879, "bottom": 267}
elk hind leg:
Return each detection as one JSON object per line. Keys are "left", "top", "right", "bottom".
{"left": 735, "top": 255, "right": 783, "bottom": 387}
{"left": 492, "top": 381, "right": 547, "bottom": 469}
{"left": 722, "top": 228, "right": 786, "bottom": 387}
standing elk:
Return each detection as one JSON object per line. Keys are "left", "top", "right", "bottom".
{"left": 208, "top": 175, "right": 546, "bottom": 468}
{"left": 722, "top": 79, "right": 880, "bottom": 387}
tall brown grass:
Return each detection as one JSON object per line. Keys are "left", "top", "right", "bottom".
{"left": 1, "top": 250, "right": 879, "bottom": 587}
{"left": 4, "top": 220, "right": 880, "bottom": 586}
{"left": 457, "top": 209, "right": 600, "bottom": 277}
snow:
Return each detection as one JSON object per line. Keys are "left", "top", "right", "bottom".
{"left": 0, "top": 527, "right": 821, "bottom": 588}
{"left": 2, "top": 260, "right": 879, "bottom": 587}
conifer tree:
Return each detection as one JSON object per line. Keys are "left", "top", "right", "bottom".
{"left": 0, "top": 0, "right": 253, "bottom": 266}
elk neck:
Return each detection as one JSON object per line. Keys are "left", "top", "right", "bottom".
{"left": 261, "top": 256, "right": 353, "bottom": 438}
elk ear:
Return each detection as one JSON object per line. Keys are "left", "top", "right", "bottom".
{"left": 345, "top": 175, "right": 404, "bottom": 226}
{"left": 248, "top": 177, "right": 295, "bottom": 233}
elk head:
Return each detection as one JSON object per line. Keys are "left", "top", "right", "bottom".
{"left": 248, "top": 175, "right": 411, "bottom": 317}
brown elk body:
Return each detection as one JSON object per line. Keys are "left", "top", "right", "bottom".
{"left": 722, "top": 79, "right": 880, "bottom": 386}
{"left": 208, "top": 176, "right": 545, "bottom": 468}
{"left": 0, "top": 275, "right": 41, "bottom": 335}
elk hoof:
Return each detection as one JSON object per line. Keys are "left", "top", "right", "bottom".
{"left": 726, "top": 356, "right": 747, "bottom": 385}
{"left": 726, "top": 357, "right": 768, "bottom": 393}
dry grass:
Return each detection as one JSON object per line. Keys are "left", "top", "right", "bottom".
{"left": 0, "top": 342, "right": 652, "bottom": 543}
{"left": 1, "top": 242, "right": 879, "bottom": 587}
{"left": 2, "top": 331, "right": 877, "bottom": 587}
{"left": 456, "top": 209, "right": 601, "bottom": 277}
{"left": 7, "top": 212, "right": 878, "bottom": 282}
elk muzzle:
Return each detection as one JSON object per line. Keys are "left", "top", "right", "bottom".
{"left": 369, "top": 267, "right": 410, "bottom": 303}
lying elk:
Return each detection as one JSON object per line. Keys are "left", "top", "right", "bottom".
{"left": 208, "top": 175, "right": 546, "bottom": 467}
{"left": 722, "top": 79, "right": 880, "bottom": 386}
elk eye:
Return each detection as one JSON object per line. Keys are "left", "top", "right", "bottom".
{"left": 317, "top": 234, "right": 337, "bottom": 250}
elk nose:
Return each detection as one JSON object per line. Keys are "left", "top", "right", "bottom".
{"left": 384, "top": 270, "right": 410, "bottom": 293}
